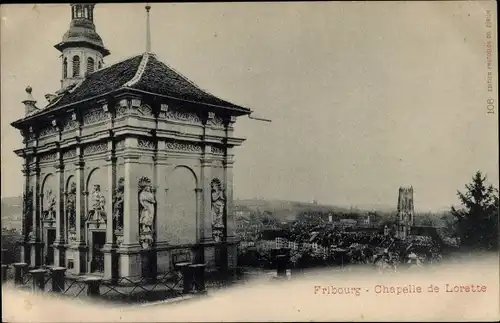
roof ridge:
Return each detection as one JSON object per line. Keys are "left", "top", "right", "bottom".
{"left": 123, "top": 53, "right": 150, "bottom": 88}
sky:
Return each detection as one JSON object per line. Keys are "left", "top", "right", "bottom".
{"left": 1, "top": 2, "right": 498, "bottom": 212}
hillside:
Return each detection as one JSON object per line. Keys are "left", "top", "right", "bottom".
{"left": 233, "top": 198, "right": 384, "bottom": 223}
{"left": 1, "top": 196, "right": 22, "bottom": 230}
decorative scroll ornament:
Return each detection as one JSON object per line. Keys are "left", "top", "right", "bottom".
{"left": 88, "top": 184, "right": 106, "bottom": 223}
{"left": 212, "top": 146, "right": 225, "bottom": 155}
{"left": 116, "top": 234, "right": 124, "bottom": 248}
{"left": 138, "top": 139, "right": 155, "bottom": 149}
{"left": 39, "top": 125, "right": 58, "bottom": 138}
{"left": 208, "top": 115, "right": 225, "bottom": 129}
{"left": 138, "top": 177, "right": 155, "bottom": 249}
{"left": 62, "top": 114, "right": 79, "bottom": 131}
{"left": 166, "top": 108, "right": 202, "bottom": 124}
{"left": 84, "top": 142, "right": 107, "bottom": 155}
{"left": 211, "top": 178, "right": 226, "bottom": 242}
{"left": 113, "top": 177, "right": 125, "bottom": 231}
{"left": 40, "top": 152, "right": 57, "bottom": 162}
{"left": 138, "top": 104, "right": 154, "bottom": 117}
{"left": 66, "top": 182, "right": 77, "bottom": 231}
{"left": 83, "top": 107, "right": 108, "bottom": 125}
{"left": 44, "top": 189, "right": 56, "bottom": 220}
{"left": 166, "top": 141, "right": 202, "bottom": 153}
{"left": 116, "top": 140, "right": 125, "bottom": 150}
{"left": 116, "top": 101, "right": 130, "bottom": 117}
{"left": 63, "top": 149, "right": 77, "bottom": 159}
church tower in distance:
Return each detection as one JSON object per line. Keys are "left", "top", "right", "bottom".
{"left": 54, "top": 3, "right": 110, "bottom": 89}
{"left": 396, "top": 186, "right": 414, "bottom": 239}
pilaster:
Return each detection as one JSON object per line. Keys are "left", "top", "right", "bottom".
{"left": 30, "top": 163, "right": 42, "bottom": 267}
{"left": 119, "top": 145, "right": 142, "bottom": 278}
{"left": 224, "top": 157, "right": 236, "bottom": 240}
{"left": 103, "top": 141, "right": 118, "bottom": 281}
{"left": 21, "top": 166, "right": 31, "bottom": 264}
{"left": 72, "top": 149, "right": 86, "bottom": 274}
{"left": 201, "top": 146, "right": 213, "bottom": 242}
{"left": 53, "top": 152, "right": 65, "bottom": 267}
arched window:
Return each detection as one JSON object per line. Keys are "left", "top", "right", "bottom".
{"left": 76, "top": 6, "right": 82, "bottom": 18}
{"left": 98, "top": 61, "right": 102, "bottom": 69}
{"left": 63, "top": 57, "right": 68, "bottom": 78}
{"left": 72, "top": 55, "right": 80, "bottom": 77}
{"left": 87, "top": 57, "right": 95, "bottom": 75}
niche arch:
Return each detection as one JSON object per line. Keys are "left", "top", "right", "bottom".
{"left": 161, "top": 165, "right": 198, "bottom": 245}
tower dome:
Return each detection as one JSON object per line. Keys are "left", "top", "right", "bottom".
{"left": 54, "top": 4, "right": 110, "bottom": 89}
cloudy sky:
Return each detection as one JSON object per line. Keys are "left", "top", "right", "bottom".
{"left": 1, "top": 2, "right": 498, "bottom": 211}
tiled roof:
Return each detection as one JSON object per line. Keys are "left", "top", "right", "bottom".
{"left": 134, "top": 55, "right": 245, "bottom": 110}
{"left": 18, "top": 52, "right": 250, "bottom": 123}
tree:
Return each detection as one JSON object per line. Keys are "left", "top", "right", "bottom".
{"left": 451, "top": 171, "right": 499, "bottom": 251}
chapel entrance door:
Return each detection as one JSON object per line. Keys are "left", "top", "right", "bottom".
{"left": 46, "top": 229, "right": 56, "bottom": 266}
{"left": 91, "top": 231, "right": 105, "bottom": 273}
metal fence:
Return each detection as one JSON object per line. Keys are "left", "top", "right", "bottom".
{"left": 2, "top": 262, "right": 219, "bottom": 304}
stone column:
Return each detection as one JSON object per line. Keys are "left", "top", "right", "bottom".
{"left": 21, "top": 166, "right": 31, "bottom": 264}
{"left": 201, "top": 149, "right": 213, "bottom": 242}
{"left": 30, "top": 164, "right": 42, "bottom": 267}
{"left": 103, "top": 149, "right": 118, "bottom": 281}
{"left": 73, "top": 156, "right": 86, "bottom": 274}
{"left": 53, "top": 152, "right": 65, "bottom": 267}
{"left": 119, "top": 144, "right": 141, "bottom": 278}
{"left": 224, "top": 118, "right": 238, "bottom": 270}
{"left": 200, "top": 145, "right": 215, "bottom": 268}
{"left": 224, "top": 156, "right": 236, "bottom": 241}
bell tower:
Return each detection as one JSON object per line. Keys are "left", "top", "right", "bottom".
{"left": 396, "top": 186, "right": 414, "bottom": 239}
{"left": 54, "top": 3, "right": 110, "bottom": 89}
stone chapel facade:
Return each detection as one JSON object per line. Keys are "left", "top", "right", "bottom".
{"left": 11, "top": 3, "right": 251, "bottom": 279}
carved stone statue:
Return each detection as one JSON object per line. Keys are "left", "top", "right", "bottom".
{"left": 113, "top": 177, "right": 125, "bottom": 231}
{"left": 44, "top": 189, "right": 56, "bottom": 220}
{"left": 89, "top": 184, "right": 106, "bottom": 222}
{"left": 211, "top": 179, "right": 226, "bottom": 242}
{"left": 138, "top": 177, "right": 155, "bottom": 249}
{"left": 66, "top": 182, "right": 77, "bottom": 230}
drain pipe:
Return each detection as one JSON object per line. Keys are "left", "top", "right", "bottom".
{"left": 248, "top": 113, "right": 272, "bottom": 123}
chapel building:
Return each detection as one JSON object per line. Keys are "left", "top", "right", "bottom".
{"left": 11, "top": 3, "right": 251, "bottom": 279}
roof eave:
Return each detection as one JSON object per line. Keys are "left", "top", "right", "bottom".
{"left": 126, "top": 87, "right": 252, "bottom": 116}
{"left": 54, "top": 41, "right": 110, "bottom": 57}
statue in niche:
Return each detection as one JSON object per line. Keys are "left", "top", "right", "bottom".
{"left": 66, "top": 182, "right": 77, "bottom": 230}
{"left": 89, "top": 184, "right": 106, "bottom": 222}
{"left": 44, "top": 189, "right": 56, "bottom": 220}
{"left": 211, "top": 179, "right": 226, "bottom": 242}
{"left": 113, "top": 177, "right": 125, "bottom": 231}
{"left": 138, "top": 177, "right": 155, "bottom": 249}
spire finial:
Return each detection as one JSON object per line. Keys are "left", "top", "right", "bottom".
{"left": 145, "top": 3, "right": 152, "bottom": 53}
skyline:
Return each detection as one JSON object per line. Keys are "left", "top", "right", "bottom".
{"left": 1, "top": 2, "right": 498, "bottom": 212}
